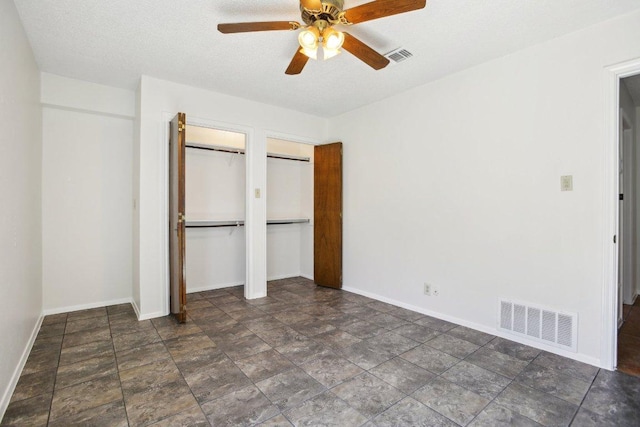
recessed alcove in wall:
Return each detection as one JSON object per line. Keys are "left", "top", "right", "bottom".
{"left": 184, "top": 125, "right": 247, "bottom": 292}
{"left": 266, "top": 138, "right": 315, "bottom": 280}
{"left": 182, "top": 129, "right": 317, "bottom": 292}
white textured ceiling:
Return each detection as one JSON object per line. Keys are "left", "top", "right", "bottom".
{"left": 13, "top": 0, "right": 640, "bottom": 117}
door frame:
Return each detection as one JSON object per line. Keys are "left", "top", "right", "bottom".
{"left": 602, "top": 57, "right": 640, "bottom": 370}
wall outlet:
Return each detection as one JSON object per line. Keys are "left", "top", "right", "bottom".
{"left": 433, "top": 287, "right": 440, "bottom": 296}
{"left": 560, "top": 175, "right": 573, "bottom": 191}
{"left": 424, "top": 283, "right": 431, "bottom": 296}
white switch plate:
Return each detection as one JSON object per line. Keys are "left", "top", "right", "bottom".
{"left": 561, "top": 175, "right": 573, "bottom": 191}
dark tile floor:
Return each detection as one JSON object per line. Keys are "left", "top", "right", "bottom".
{"left": 618, "top": 298, "right": 640, "bottom": 377}
{"left": 3, "top": 277, "right": 640, "bottom": 426}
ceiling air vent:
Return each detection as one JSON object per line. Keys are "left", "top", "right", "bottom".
{"left": 384, "top": 48, "right": 413, "bottom": 65}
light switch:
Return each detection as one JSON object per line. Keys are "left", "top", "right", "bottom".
{"left": 561, "top": 175, "right": 573, "bottom": 191}
{"left": 255, "top": 188, "right": 261, "bottom": 198}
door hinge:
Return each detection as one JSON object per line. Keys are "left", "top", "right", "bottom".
{"left": 178, "top": 213, "right": 185, "bottom": 223}
{"left": 614, "top": 235, "right": 617, "bottom": 244}
{"left": 182, "top": 304, "right": 187, "bottom": 312}
{"left": 178, "top": 120, "right": 185, "bottom": 132}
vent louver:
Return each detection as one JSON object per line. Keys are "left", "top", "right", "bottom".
{"left": 384, "top": 48, "right": 413, "bottom": 64}
{"left": 498, "top": 299, "right": 577, "bottom": 352}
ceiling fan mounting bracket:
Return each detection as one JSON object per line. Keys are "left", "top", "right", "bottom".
{"left": 311, "top": 19, "right": 330, "bottom": 33}
{"left": 301, "top": 0, "right": 345, "bottom": 26}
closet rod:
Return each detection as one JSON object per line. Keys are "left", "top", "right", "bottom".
{"left": 185, "top": 218, "right": 310, "bottom": 228}
{"left": 186, "top": 220, "right": 244, "bottom": 228}
{"left": 186, "top": 142, "right": 244, "bottom": 155}
{"left": 266, "top": 152, "right": 311, "bottom": 162}
{"left": 267, "top": 218, "right": 310, "bottom": 225}
{"left": 185, "top": 142, "right": 311, "bottom": 162}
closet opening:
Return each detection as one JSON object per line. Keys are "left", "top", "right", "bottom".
{"left": 184, "top": 125, "right": 247, "bottom": 294}
{"left": 169, "top": 112, "right": 249, "bottom": 322}
{"left": 266, "top": 138, "right": 314, "bottom": 283}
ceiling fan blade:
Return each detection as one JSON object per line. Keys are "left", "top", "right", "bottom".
{"left": 285, "top": 49, "right": 310, "bottom": 75}
{"left": 341, "top": 33, "right": 390, "bottom": 70}
{"left": 300, "top": 0, "right": 323, "bottom": 10}
{"left": 343, "top": 0, "right": 426, "bottom": 24}
{"left": 218, "top": 21, "right": 300, "bottom": 34}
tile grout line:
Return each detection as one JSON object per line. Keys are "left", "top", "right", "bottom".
{"left": 566, "top": 369, "right": 601, "bottom": 427}
{"left": 45, "top": 317, "right": 65, "bottom": 427}
{"left": 149, "top": 315, "right": 213, "bottom": 427}
{"left": 107, "top": 308, "right": 133, "bottom": 427}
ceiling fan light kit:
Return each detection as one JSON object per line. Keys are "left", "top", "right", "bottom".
{"left": 298, "top": 26, "right": 320, "bottom": 50}
{"left": 298, "top": 22, "right": 345, "bottom": 60}
{"left": 323, "top": 27, "right": 345, "bottom": 50}
{"left": 217, "top": 0, "right": 427, "bottom": 74}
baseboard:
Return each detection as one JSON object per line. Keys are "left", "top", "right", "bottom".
{"left": 43, "top": 297, "right": 162, "bottom": 323}
{"left": 131, "top": 299, "right": 142, "bottom": 320}
{"left": 43, "top": 297, "right": 133, "bottom": 316}
{"left": 267, "top": 273, "right": 302, "bottom": 281}
{"left": 0, "top": 313, "right": 44, "bottom": 421}
{"left": 187, "top": 281, "right": 245, "bottom": 294}
{"left": 137, "top": 310, "right": 166, "bottom": 321}
{"left": 342, "top": 286, "right": 601, "bottom": 369}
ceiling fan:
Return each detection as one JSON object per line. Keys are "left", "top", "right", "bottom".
{"left": 218, "top": 0, "right": 427, "bottom": 75}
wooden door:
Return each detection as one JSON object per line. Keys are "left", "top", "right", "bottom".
{"left": 169, "top": 113, "right": 187, "bottom": 322}
{"left": 314, "top": 142, "right": 343, "bottom": 288}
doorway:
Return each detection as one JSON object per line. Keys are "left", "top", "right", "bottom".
{"left": 603, "top": 59, "right": 640, "bottom": 371}
{"left": 617, "top": 74, "right": 640, "bottom": 375}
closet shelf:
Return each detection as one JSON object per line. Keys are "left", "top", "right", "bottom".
{"left": 186, "top": 142, "right": 310, "bottom": 162}
{"left": 185, "top": 218, "right": 310, "bottom": 228}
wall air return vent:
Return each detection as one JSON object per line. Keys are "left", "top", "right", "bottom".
{"left": 384, "top": 48, "right": 413, "bottom": 65}
{"left": 498, "top": 299, "right": 577, "bottom": 352}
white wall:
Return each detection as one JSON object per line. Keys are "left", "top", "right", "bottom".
{"left": 41, "top": 73, "right": 134, "bottom": 313}
{"left": 299, "top": 151, "right": 315, "bottom": 279}
{"left": 0, "top": 0, "right": 43, "bottom": 417}
{"left": 133, "top": 84, "right": 142, "bottom": 311}
{"left": 328, "top": 10, "right": 640, "bottom": 366}
{"left": 136, "top": 76, "right": 327, "bottom": 318}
